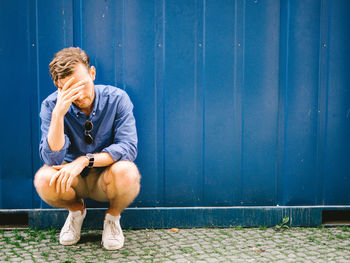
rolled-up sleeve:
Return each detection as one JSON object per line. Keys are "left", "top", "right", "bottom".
{"left": 39, "top": 101, "right": 71, "bottom": 165}
{"left": 102, "top": 91, "right": 138, "bottom": 162}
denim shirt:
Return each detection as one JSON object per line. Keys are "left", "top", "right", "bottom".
{"left": 39, "top": 85, "right": 138, "bottom": 166}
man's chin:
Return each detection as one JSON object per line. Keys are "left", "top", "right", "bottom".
{"left": 74, "top": 101, "right": 90, "bottom": 110}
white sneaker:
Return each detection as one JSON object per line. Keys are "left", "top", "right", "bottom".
{"left": 102, "top": 214, "right": 125, "bottom": 250}
{"left": 59, "top": 209, "right": 86, "bottom": 245}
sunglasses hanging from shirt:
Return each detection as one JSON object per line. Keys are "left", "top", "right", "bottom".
{"left": 84, "top": 120, "right": 94, "bottom": 144}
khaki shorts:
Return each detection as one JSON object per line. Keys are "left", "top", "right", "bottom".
{"left": 63, "top": 161, "right": 110, "bottom": 202}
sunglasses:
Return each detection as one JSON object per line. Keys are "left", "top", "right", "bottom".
{"left": 84, "top": 120, "right": 94, "bottom": 144}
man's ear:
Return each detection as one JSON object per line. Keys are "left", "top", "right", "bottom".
{"left": 90, "top": 66, "right": 96, "bottom": 81}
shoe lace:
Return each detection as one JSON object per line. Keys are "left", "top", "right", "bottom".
{"left": 107, "top": 220, "right": 120, "bottom": 238}
{"left": 62, "top": 214, "right": 77, "bottom": 235}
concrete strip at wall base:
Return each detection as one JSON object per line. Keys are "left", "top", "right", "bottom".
{"left": 1, "top": 206, "right": 350, "bottom": 229}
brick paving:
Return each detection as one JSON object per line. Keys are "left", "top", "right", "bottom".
{"left": 0, "top": 226, "right": 350, "bottom": 262}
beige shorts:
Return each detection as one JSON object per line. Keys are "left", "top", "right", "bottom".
{"left": 62, "top": 161, "right": 110, "bottom": 202}
{"left": 75, "top": 167, "right": 110, "bottom": 202}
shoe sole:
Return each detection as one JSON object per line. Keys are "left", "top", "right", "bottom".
{"left": 60, "top": 238, "right": 80, "bottom": 246}
{"left": 102, "top": 241, "right": 124, "bottom": 250}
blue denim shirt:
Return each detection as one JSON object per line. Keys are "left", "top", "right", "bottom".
{"left": 39, "top": 85, "right": 138, "bottom": 166}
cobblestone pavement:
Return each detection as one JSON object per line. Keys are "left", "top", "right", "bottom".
{"left": 1, "top": 226, "right": 350, "bottom": 262}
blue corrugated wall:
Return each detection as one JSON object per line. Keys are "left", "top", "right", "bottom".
{"left": 0, "top": 0, "right": 350, "bottom": 209}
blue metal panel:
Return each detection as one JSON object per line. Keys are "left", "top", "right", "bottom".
{"left": 163, "top": 0, "right": 199, "bottom": 206}
{"left": 242, "top": 0, "right": 280, "bottom": 205}
{"left": 0, "top": 0, "right": 33, "bottom": 208}
{"left": 282, "top": 0, "right": 321, "bottom": 205}
{"left": 81, "top": 0, "right": 118, "bottom": 85}
{"left": 124, "top": 0, "right": 158, "bottom": 206}
{"left": 1, "top": 0, "right": 350, "bottom": 214}
{"left": 204, "top": 0, "right": 238, "bottom": 205}
{"left": 324, "top": 0, "right": 350, "bottom": 204}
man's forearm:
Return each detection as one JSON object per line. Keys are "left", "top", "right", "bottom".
{"left": 47, "top": 110, "right": 66, "bottom": 151}
{"left": 82, "top": 152, "right": 115, "bottom": 168}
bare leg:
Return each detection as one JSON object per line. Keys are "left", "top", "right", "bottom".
{"left": 34, "top": 165, "right": 84, "bottom": 212}
{"left": 100, "top": 161, "right": 141, "bottom": 216}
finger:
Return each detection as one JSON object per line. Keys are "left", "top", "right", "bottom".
{"left": 69, "top": 92, "right": 84, "bottom": 103}
{"left": 61, "top": 173, "right": 69, "bottom": 193}
{"left": 61, "top": 77, "right": 75, "bottom": 91}
{"left": 49, "top": 171, "right": 60, "bottom": 186}
{"left": 56, "top": 171, "right": 65, "bottom": 193}
{"left": 52, "top": 165, "right": 63, "bottom": 170}
{"left": 62, "top": 80, "right": 86, "bottom": 95}
{"left": 64, "top": 84, "right": 86, "bottom": 100}
{"left": 66, "top": 175, "right": 75, "bottom": 192}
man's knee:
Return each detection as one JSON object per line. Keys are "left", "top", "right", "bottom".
{"left": 107, "top": 161, "right": 141, "bottom": 188}
{"left": 34, "top": 165, "right": 56, "bottom": 191}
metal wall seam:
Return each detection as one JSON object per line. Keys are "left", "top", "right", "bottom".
{"left": 115, "top": 0, "right": 124, "bottom": 89}
{"left": 72, "top": 0, "right": 83, "bottom": 47}
{"left": 276, "top": 0, "right": 290, "bottom": 206}
{"left": 234, "top": 0, "right": 244, "bottom": 205}
{"left": 34, "top": 0, "right": 43, "bottom": 209}
{"left": 28, "top": 0, "right": 40, "bottom": 209}
{"left": 316, "top": 0, "right": 330, "bottom": 205}
{"left": 122, "top": 0, "right": 126, "bottom": 91}
{"left": 239, "top": 0, "right": 246, "bottom": 205}
{"left": 194, "top": 0, "right": 204, "bottom": 206}
{"left": 201, "top": 0, "right": 206, "bottom": 205}
{"left": 155, "top": 0, "right": 165, "bottom": 206}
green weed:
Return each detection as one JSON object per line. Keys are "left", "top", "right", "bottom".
{"left": 274, "top": 216, "right": 290, "bottom": 231}
{"left": 336, "top": 234, "right": 346, "bottom": 240}
{"left": 12, "top": 241, "right": 20, "bottom": 248}
{"left": 4, "top": 237, "right": 11, "bottom": 244}
{"left": 14, "top": 233, "right": 25, "bottom": 242}
{"left": 120, "top": 250, "right": 129, "bottom": 256}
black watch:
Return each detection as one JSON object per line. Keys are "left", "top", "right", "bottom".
{"left": 86, "top": 153, "right": 94, "bottom": 168}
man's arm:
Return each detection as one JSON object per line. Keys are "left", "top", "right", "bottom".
{"left": 39, "top": 77, "right": 86, "bottom": 165}
{"left": 48, "top": 77, "right": 86, "bottom": 151}
{"left": 49, "top": 152, "right": 115, "bottom": 193}
{"left": 86, "top": 152, "right": 115, "bottom": 167}
{"left": 101, "top": 90, "right": 138, "bottom": 162}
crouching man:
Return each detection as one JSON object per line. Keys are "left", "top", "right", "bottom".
{"left": 34, "top": 47, "right": 140, "bottom": 250}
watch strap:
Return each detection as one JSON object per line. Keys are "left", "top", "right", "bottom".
{"left": 86, "top": 153, "right": 94, "bottom": 168}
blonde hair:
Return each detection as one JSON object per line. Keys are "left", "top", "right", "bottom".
{"left": 49, "top": 47, "right": 90, "bottom": 85}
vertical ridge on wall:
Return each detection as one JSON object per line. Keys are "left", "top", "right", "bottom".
{"left": 240, "top": 0, "right": 246, "bottom": 205}
{"left": 193, "top": 0, "right": 205, "bottom": 206}
{"left": 154, "top": 0, "right": 166, "bottom": 206}
{"left": 234, "top": 0, "right": 244, "bottom": 205}
{"left": 73, "top": 0, "right": 83, "bottom": 47}
{"left": 29, "top": 0, "right": 41, "bottom": 209}
{"left": 316, "top": 0, "right": 330, "bottom": 205}
{"left": 201, "top": 0, "right": 206, "bottom": 205}
{"left": 277, "top": 0, "right": 290, "bottom": 206}
{"left": 122, "top": 0, "right": 126, "bottom": 90}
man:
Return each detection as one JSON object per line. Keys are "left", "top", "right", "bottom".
{"left": 34, "top": 47, "right": 140, "bottom": 250}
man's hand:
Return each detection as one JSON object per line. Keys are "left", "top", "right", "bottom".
{"left": 49, "top": 156, "right": 88, "bottom": 194}
{"left": 53, "top": 77, "right": 86, "bottom": 117}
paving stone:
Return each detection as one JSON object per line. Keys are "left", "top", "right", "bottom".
{"left": 1, "top": 227, "right": 350, "bottom": 262}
